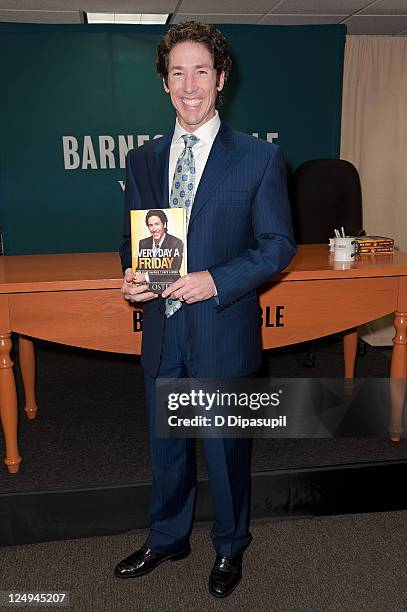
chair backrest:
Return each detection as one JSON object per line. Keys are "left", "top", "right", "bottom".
{"left": 290, "top": 159, "right": 362, "bottom": 244}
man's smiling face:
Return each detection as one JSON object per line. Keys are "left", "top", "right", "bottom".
{"left": 147, "top": 215, "right": 166, "bottom": 243}
{"left": 164, "top": 41, "right": 225, "bottom": 132}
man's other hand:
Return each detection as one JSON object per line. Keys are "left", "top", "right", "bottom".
{"left": 121, "top": 268, "right": 158, "bottom": 303}
{"left": 162, "top": 271, "right": 216, "bottom": 304}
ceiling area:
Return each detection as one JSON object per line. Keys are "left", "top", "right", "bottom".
{"left": 0, "top": 0, "right": 407, "bottom": 34}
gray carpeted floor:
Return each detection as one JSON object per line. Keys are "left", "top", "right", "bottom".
{"left": 1, "top": 511, "right": 406, "bottom": 612}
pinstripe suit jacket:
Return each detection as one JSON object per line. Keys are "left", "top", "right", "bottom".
{"left": 120, "top": 122, "right": 296, "bottom": 378}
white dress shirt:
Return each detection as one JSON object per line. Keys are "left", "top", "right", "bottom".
{"left": 145, "top": 235, "right": 164, "bottom": 283}
{"left": 152, "top": 235, "right": 165, "bottom": 253}
{"left": 168, "top": 111, "right": 220, "bottom": 297}
{"left": 168, "top": 111, "right": 221, "bottom": 207}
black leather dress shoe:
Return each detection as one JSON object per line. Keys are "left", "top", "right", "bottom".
{"left": 209, "top": 554, "right": 243, "bottom": 598}
{"left": 114, "top": 544, "right": 190, "bottom": 578}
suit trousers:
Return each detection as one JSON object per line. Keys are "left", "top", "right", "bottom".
{"left": 143, "top": 306, "right": 253, "bottom": 556}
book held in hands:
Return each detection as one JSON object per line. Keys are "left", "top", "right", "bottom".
{"left": 131, "top": 208, "right": 187, "bottom": 294}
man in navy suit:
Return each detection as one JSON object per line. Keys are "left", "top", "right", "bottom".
{"left": 116, "top": 21, "right": 296, "bottom": 598}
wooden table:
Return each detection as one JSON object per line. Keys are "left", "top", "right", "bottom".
{"left": 1, "top": 245, "right": 407, "bottom": 473}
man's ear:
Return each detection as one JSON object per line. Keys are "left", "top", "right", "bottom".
{"left": 217, "top": 71, "right": 225, "bottom": 92}
{"left": 163, "top": 78, "right": 170, "bottom": 94}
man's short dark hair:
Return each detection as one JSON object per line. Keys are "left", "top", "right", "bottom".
{"left": 145, "top": 209, "right": 168, "bottom": 228}
{"left": 156, "top": 20, "right": 232, "bottom": 108}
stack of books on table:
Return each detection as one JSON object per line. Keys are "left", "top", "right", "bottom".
{"left": 355, "top": 236, "right": 394, "bottom": 254}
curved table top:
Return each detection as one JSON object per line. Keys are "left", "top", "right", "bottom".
{"left": 1, "top": 245, "right": 407, "bottom": 294}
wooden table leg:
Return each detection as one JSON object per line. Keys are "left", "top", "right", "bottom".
{"left": 0, "top": 333, "right": 21, "bottom": 473}
{"left": 19, "top": 335, "right": 38, "bottom": 419}
{"left": 343, "top": 328, "right": 358, "bottom": 379}
{"left": 389, "top": 311, "right": 407, "bottom": 442}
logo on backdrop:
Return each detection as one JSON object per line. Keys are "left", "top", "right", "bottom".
{"left": 61, "top": 132, "right": 279, "bottom": 191}
{"left": 133, "top": 304, "right": 285, "bottom": 332}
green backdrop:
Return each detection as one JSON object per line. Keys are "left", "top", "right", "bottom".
{"left": 0, "top": 23, "right": 345, "bottom": 255}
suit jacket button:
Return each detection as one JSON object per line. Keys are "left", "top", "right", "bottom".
{"left": 158, "top": 306, "right": 165, "bottom": 314}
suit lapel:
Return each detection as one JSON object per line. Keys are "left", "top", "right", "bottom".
{"left": 148, "top": 132, "right": 172, "bottom": 209}
{"left": 149, "top": 124, "right": 243, "bottom": 222}
{"left": 188, "top": 123, "right": 243, "bottom": 229}
{"left": 162, "top": 233, "right": 171, "bottom": 249}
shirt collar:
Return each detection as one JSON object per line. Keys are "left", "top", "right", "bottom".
{"left": 172, "top": 110, "right": 221, "bottom": 146}
{"left": 154, "top": 236, "right": 164, "bottom": 248}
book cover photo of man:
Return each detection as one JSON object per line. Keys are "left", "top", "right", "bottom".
{"left": 136, "top": 209, "right": 185, "bottom": 292}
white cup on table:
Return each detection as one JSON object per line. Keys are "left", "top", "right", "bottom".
{"left": 333, "top": 237, "right": 359, "bottom": 261}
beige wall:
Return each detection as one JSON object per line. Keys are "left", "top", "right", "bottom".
{"left": 341, "top": 36, "right": 407, "bottom": 345}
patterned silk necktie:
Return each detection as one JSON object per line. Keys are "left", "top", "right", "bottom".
{"left": 165, "top": 133, "right": 199, "bottom": 318}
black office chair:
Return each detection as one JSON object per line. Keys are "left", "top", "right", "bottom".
{"left": 290, "top": 158, "right": 365, "bottom": 367}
